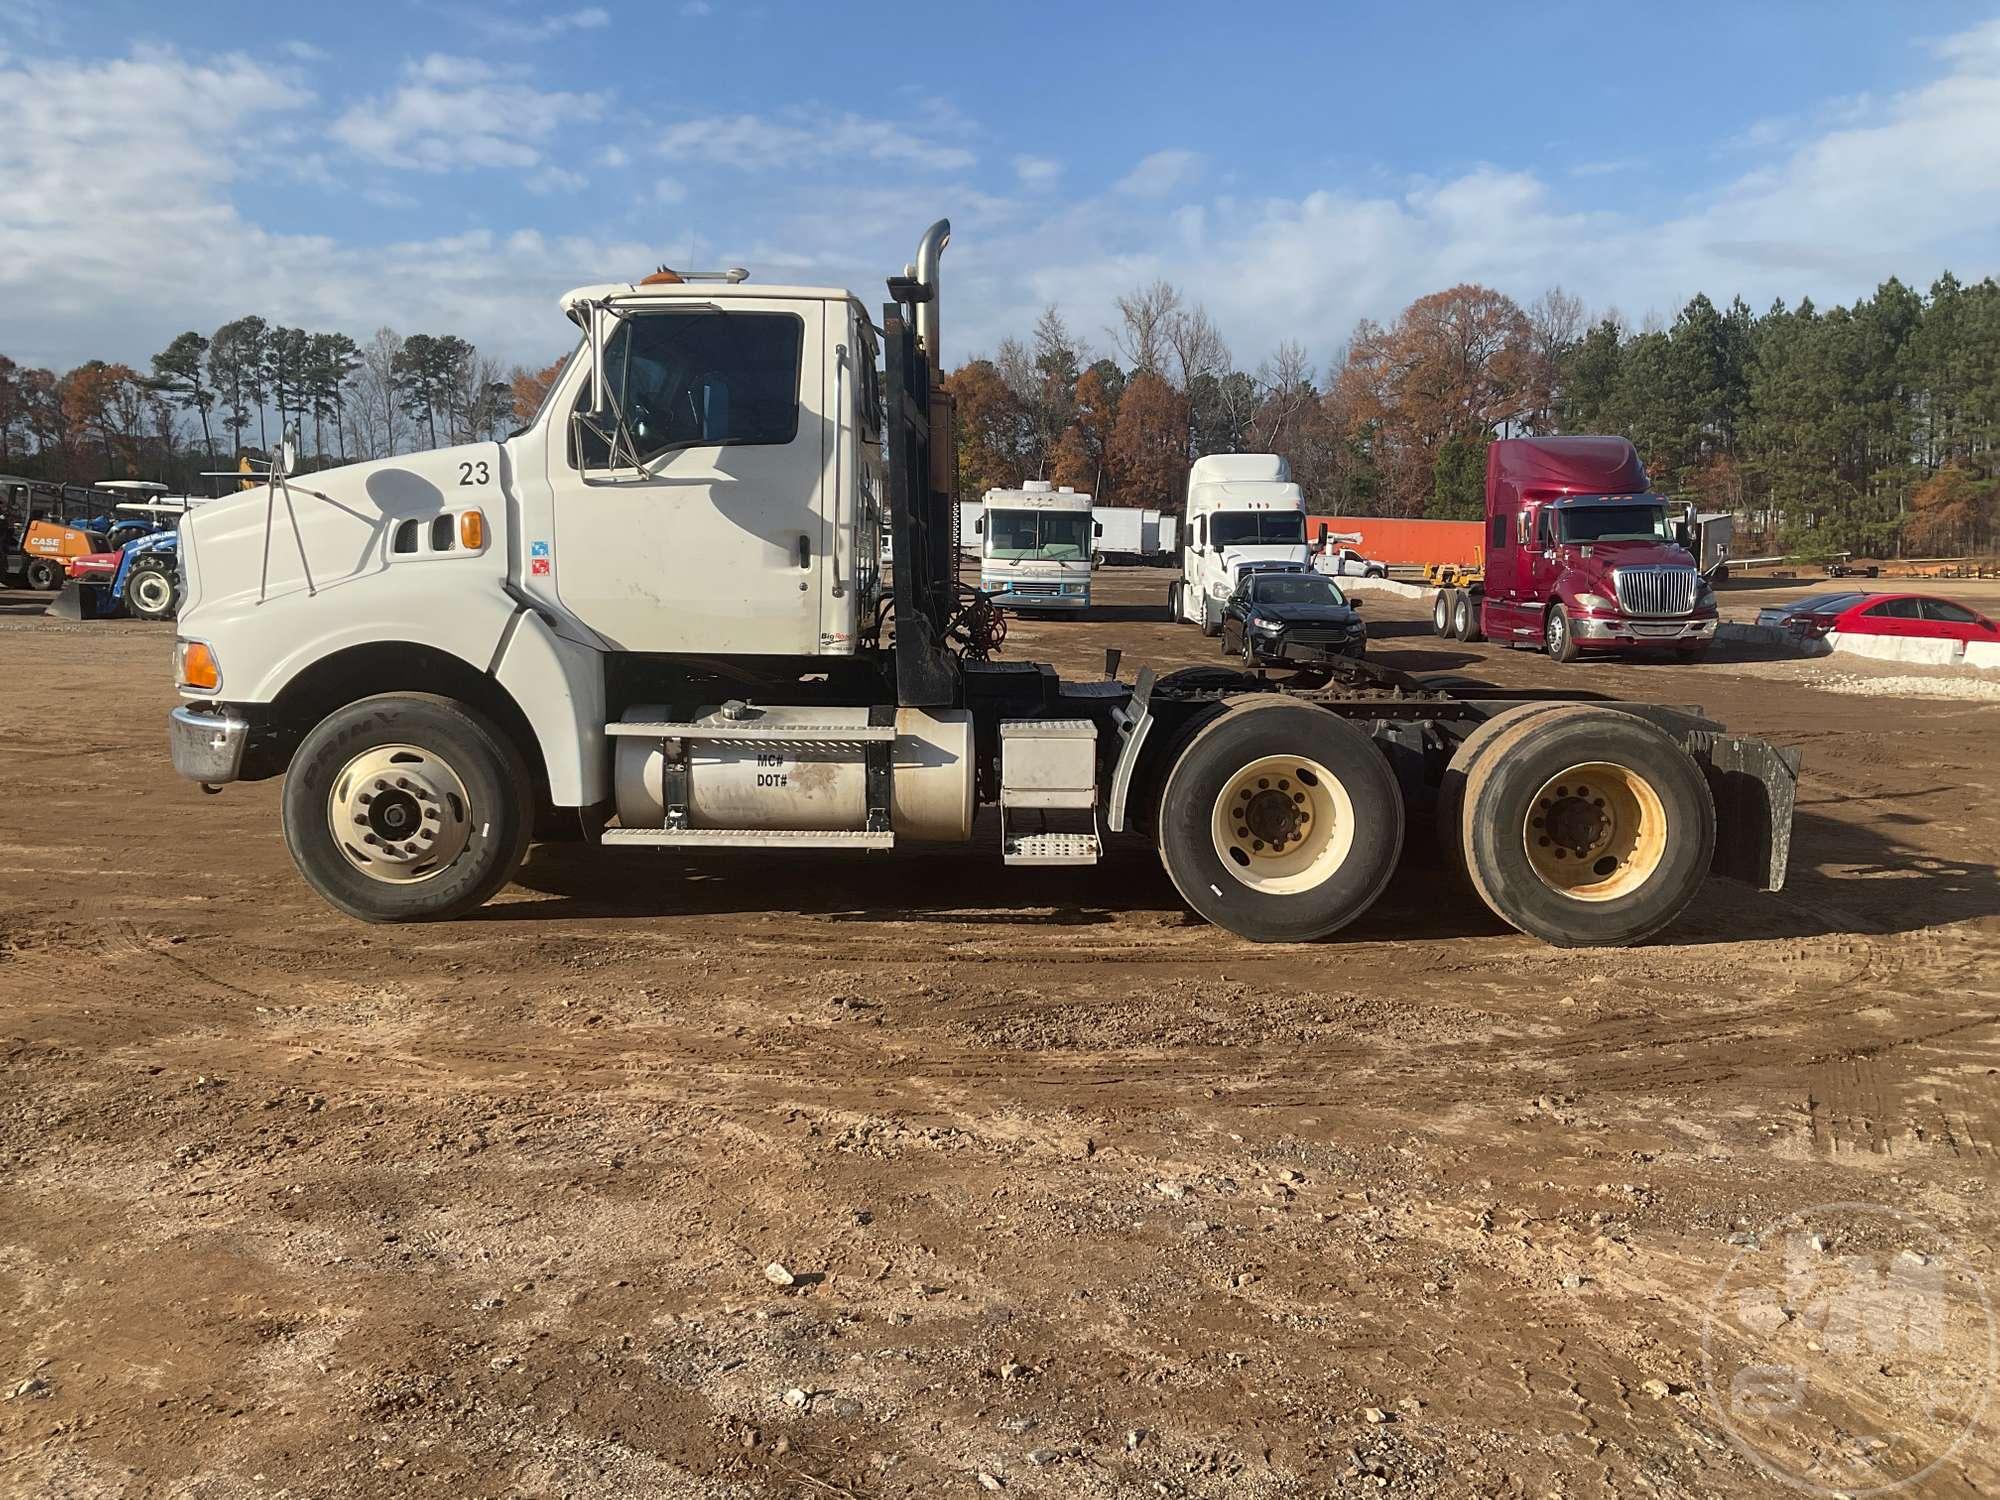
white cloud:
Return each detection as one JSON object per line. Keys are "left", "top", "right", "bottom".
{"left": 596, "top": 145, "right": 629, "bottom": 168}
{"left": 526, "top": 164, "right": 586, "bottom": 194}
{"left": 1013, "top": 154, "right": 1061, "bottom": 189}
{"left": 1114, "top": 148, "right": 1203, "bottom": 197}
{"left": 330, "top": 54, "right": 606, "bottom": 171}
{"left": 680, "top": 0, "right": 713, "bottom": 14}
{"left": 654, "top": 177, "right": 688, "bottom": 205}
{"left": 470, "top": 6, "right": 611, "bottom": 44}
{"left": 657, "top": 107, "right": 975, "bottom": 172}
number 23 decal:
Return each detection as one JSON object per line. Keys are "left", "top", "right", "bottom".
{"left": 458, "top": 460, "right": 490, "bottom": 485}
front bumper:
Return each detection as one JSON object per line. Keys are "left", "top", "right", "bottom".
{"left": 1571, "top": 614, "right": 1718, "bottom": 646}
{"left": 1247, "top": 633, "right": 1366, "bottom": 663}
{"left": 989, "top": 588, "right": 1088, "bottom": 610}
{"left": 169, "top": 704, "right": 251, "bottom": 784}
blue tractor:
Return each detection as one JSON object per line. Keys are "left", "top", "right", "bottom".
{"left": 47, "top": 528, "right": 183, "bottom": 621}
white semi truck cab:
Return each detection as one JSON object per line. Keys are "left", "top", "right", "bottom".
{"left": 977, "top": 481, "right": 1095, "bottom": 611}
{"left": 165, "top": 221, "right": 1801, "bottom": 950}
{"left": 1171, "top": 454, "right": 1311, "bottom": 636}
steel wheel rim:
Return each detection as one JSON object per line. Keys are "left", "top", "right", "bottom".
{"left": 327, "top": 743, "right": 472, "bottom": 884}
{"left": 1210, "top": 753, "right": 1355, "bottom": 896}
{"left": 1523, "top": 760, "right": 1667, "bottom": 902}
{"left": 1546, "top": 610, "right": 1565, "bottom": 654}
{"left": 131, "top": 570, "right": 172, "bottom": 612}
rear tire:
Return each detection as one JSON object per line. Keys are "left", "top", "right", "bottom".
{"left": 1157, "top": 700, "right": 1403, "bottom": 943}
{"left": 124, "top": 557, "right": 181, "bottom": 621}
{"left": 24, "top": 558, "right": 61, "bottom": 592}
{"left": 1434, "top": 702, "right": 1578, "bottom": 881}
{"left": 1458, "top": 705, "right": 1714, "bottom": 947}
{"left": 1452, "top": 590, "right": 1484, "bottom": 643}
{"left": 1432, "top": 589, "right": 1454, "bottom": 637}
{"left": 282, "top": 693, "right": 532, "bottom": 923}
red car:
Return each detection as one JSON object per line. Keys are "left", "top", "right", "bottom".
{"left": 1756, "top": 591, "right": 2000, "bottom": 642}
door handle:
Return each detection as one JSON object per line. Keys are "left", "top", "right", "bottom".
{"left": 798, "top": 534, "right": 811, "bottom": 568}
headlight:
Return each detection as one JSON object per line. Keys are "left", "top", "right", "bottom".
{"left": 1574, "top": 592, "right": 1615, "bottom": 612}
{"left": 1208, "top": 580, "right": 1232, "bottom": 599}
{"left": 1250, "top": 617, "right": 1285, "bottom": 634}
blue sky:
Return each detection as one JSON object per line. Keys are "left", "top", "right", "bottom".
{"left": 3, "top": 0, "right": 1999, "bottom": 377}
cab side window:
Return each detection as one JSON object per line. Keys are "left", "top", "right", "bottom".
{"left": 1537, "top": 509, "right": 1557, "bottom": 546}
{"left": 572, "top": 310, "right": 803, "bottom": 469}
{"left": 1490, "top": 512, "right": 1507, "bottom": 550}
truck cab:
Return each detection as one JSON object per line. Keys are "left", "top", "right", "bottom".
{"left": 976, "top": 481, "right": 1096, "bottom": 610}
{"left": 1172, "top": 454, "right": 1309, "bottom": 636}
{"left": 1476, "top": 437, "right": 1718, "bottom": 663}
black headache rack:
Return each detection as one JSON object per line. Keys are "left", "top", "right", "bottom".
{"left": 883, "top": 278, "right": 961, "bottom": 709}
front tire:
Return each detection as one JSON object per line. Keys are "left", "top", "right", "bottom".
{"left": 124, "top": 558, "right": 181, "bottom": 621}
{"left": 24, "top": 558, "right": 62, "bottom": 591}
{"left": 1200, "top": 597, "right": 1221, "bottom": 638}
{"left": 282, "top": 694, "right": 532, "bottom": 923}
{"left": 1458, "top": 705, "right": 1715, "bottom": 947}
{"left": 1157, "top": 700, "right": 1403, "bottom": 943}
{"left": 1545, "top": 606, "right": 1580, "bottom": 663}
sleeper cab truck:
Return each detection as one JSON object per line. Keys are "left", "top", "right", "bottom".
{"left": 1432, "top": 437, "right": 1720, "bottom": 660}
{"left": 976, "top": 481, "right": 1096, "bottom": 610}
{"left": 1171, "top": 455, "right": 1311, "bottom": 636}
{"left": 163, "top": 222, "right": 1798, "bottom": 949}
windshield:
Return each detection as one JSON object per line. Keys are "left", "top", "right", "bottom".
{"left": 1557, "top": 502, "right": 1671, "bottom": 544}
{"left": 987, "top": 509, "right": 1093, "bottom": 561}
{"left": 1211, "top": 511, "right": 1306, "bottom": 549}
{"left": 1251, "top": 573, "right": 1346, "bottom": 607}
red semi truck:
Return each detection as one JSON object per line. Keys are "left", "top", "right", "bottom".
{"left": 1431, "top": 437, "right": 1719, "bottom": 662}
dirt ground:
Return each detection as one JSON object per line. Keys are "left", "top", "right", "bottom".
{"left": 3, "top": 567, "right": 1997, "bottom": 1499}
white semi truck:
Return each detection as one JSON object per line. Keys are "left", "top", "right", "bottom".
{"left": 166, "top": 221, "right": 1799, "bottom": 947}
{"left": 1171, "top": 454, "right": 1312, "bottom": 635}
{"left": 975, "top": 481, "right": 1095, "bottom": 610}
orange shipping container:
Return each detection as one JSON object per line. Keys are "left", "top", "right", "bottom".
{"left": 1307, "top": 515, "right": 1484, "bottom": 571}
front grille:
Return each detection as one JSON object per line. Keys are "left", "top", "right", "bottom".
{"left": 1613, "top": 565, "right": 1698, "bottom": 617}
{"left": 1009, "top": 582, "right": 1060, "bottom": 596}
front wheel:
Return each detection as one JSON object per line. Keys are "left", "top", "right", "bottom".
{"left": 282, "top": 694, "right": 532, "bottom": 923}
{"left": 24, "top": 558, "right": 62, "bottom": 591}
{"left": 1544, "top": 606, "right": 1580, "bottom": 663}
{"left": 1156, "top": 700, "right": 1403, "bottom": 943}
{"left": 124, "top": 558, "right": 181, "bottom": 621}
{"left": 1200, "top": 597, "right": 1221, "bottom": 638}
{"left": 1458, "top": 704, "right": 1715, "bottom": 947}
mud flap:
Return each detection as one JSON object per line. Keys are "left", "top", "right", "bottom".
{"left": 46, "top": 581, "right": 111, "bottom": 620}
{"left": 1684, "top": 731, "right": 1802, "bottom": 891}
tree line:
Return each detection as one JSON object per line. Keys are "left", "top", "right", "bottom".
{"left": 0, "top": 320, "right": 551, "bottom": 491}
{"left": 950, "top": 272, "right": 2000, "bottom": 558}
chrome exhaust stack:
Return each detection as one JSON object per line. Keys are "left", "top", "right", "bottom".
{"left": 912, "top": 219, "right": 950, "bottom": 376}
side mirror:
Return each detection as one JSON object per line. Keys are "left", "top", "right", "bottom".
{"left": 1094, "top": 520, "right": 1103, "bottom": 537}
{"left": 1348, "top": 596, "right": 1364, "bottom": 609}
{"left": 277, "top": 432, "right": 298, "bottom": 477}
{"left": 974, "top": 516, "right": 983, "bottom": 535}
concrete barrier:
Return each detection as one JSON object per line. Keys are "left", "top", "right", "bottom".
{"left": 1821, "top": 630, "right": 1968, "bottom": 667}
{"left": 1341, "top": 575, "right": 1432, "bottom": 602}
{"left": 1966, "top": 640, "right": 2000, "bottom": 671}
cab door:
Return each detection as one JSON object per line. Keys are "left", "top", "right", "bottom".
{"left": 547, "top": 298, "right": 826, "bottom": 655}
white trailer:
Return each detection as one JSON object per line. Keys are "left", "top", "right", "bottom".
{"left": 1170, "top": 454, "right": 1311, "bottom": 635}
{"left": 1093, "top": 506, "right": 1176, "bottom": 564}
{"left": 163, "top": 220, "right": 1799, "bottom": 950}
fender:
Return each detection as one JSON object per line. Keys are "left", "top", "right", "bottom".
{"left": 492, "top": 608, "right": 608, "bottom": 807}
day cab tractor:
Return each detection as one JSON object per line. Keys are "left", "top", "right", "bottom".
{"left": 1431, "top": 438, "right": 1720, "bottom": 661}
{"left": 166, "top": 222, "right": 1800, "bottom": 948}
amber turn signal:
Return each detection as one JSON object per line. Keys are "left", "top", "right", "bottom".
{"left": 178, "top": 639, "right": 221, "bottom": 691}
{"left": 459, "top": 510, "right": 484, "bottom": 549}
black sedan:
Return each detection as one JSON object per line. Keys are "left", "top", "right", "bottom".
{"left": 1220, "top": 571, "right": 1367, "bottom": 665}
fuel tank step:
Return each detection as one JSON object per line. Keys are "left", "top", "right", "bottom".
{"left": 1002, "top": 831, "right": 1102, "bottom": 866}
{"left": 602, "top": 827, "right": 894, "bottom": 851}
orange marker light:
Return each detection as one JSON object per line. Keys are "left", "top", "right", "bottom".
{"left": 179, "top": 640, "right": 221, "bottom": 691}
{"left": 459, "top": 510, "right": 484, "bottom": 549}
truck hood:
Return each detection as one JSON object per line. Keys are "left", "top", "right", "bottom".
{"left": 1248, "top": 602, "right": 1362, "bottom": 627}
{"left": 179, "top": 441, "right": 506, "bottom": 620}
{"left": 1561, "top": 540, "right": 1696, "bottom": 572}
{"left": 1221, "top": 544, "right": 1309, "bottom": 577}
